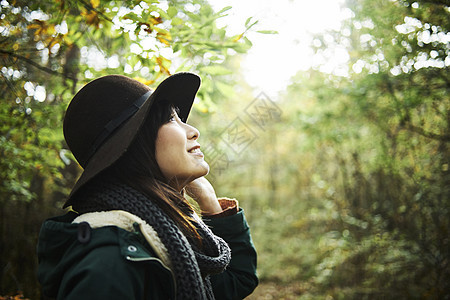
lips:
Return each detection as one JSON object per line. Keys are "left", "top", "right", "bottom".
{"left": 188, "top": 148, "right": 202, "bottom": 153}
{"left": 187, "top": 145, "right": 201, "bottom": 153}
{"left": 187, "top": 145, "right": 204, "bottom": 157}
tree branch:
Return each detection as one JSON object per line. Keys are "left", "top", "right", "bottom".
{"left": 405, "top": 122, "right": 450, "bottom": 142}
{"left": 76, "top": 0, "right": 113, "bottom": 23}
{"left": 416, "top": 0, "right": 450, "bottom": 7}
{"left": 0, "top": 49, "right": 77, "bottom": 82}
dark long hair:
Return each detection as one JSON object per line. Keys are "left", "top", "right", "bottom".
{"left": 99, "top": 100, "right": 202, "bottom": 243}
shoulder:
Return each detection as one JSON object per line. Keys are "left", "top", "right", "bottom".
{"left": 67, "top": 217, "right": 171, "bottom": 276}
{"left": 68, "top": 222, "right": 175, "bottom": 299}
{"left": 38, "top": 213, "right": 174, "bottom": 299}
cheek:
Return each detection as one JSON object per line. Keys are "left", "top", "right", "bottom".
{"left": 154, "top": 125, "right": 186, "bottom": 177}
{"left": 156, "top": 126, "right": 184, "bottom": 153}
{"left": 155, "top": 133, "right": 172, "bottom": 170}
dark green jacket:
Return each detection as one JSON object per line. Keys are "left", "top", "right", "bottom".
{"left": 37, "top": 209, "right": 258, "bottom": 300}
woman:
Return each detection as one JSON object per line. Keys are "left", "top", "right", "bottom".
{"left": 37, "top": 73, "right": 258, "bottom": 299}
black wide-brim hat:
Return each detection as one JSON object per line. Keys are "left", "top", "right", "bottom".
{"left": 62, "top": 72, "right": 201, "bottom": 208}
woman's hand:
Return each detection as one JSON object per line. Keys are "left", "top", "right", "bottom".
{"left": 185, "top": 177, "right": 222, "bottom": 215}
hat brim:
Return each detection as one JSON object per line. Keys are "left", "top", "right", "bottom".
{"left": 63, "top": 72, "right": 201, "bottom": 208}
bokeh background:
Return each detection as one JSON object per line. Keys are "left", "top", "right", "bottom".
{"left": 0, "top": 0, "right": 449, "bottom": 299}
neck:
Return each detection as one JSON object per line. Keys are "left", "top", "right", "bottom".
{"left": 168, "top": 178, "right": 187, "bottom": 192}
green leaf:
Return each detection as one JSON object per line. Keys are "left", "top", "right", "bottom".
{"left": 199, "top": 65, "right": 232, "bottom": 75}
{"left": 215, "top": 80, "right": 234, "bottom": 97}
{"left": 245, "top": 16, "right": 253, "bottom": 27}
{"left": 256, "top": 30, "right": 278, "bottom": 34}
{"left": 216, "top": 6, "right": 232, "bottom": 15}
{"left": 167, "top": 6, "right": 177, "bottom": 18}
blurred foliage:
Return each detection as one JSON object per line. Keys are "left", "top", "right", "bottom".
{"left": 294, "top": 0, "right": 450, "bottom": 297}
{"left": 0, "top": 293, "right": 29, "bottom": 300}
{"left": 197, "top": 0, "right": 449, "bottom": 299}
{"left": 1, "top": 0, "right": 449, "bottom": 298}
{"left": 0, "top": 0, "right": 259, "bottom": 297}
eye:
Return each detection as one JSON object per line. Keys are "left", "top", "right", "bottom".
{"left": 168, "top": 114, "right": 176, "bottom": 122}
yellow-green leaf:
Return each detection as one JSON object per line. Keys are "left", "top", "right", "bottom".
{"left": 90, "top": 0, "right": 100, "bottom": 8}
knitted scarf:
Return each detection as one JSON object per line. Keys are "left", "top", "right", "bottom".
{"left": 73, "top": 181, "right": 231, "bottom": 300}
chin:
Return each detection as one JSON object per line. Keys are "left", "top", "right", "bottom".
{"left": 192, "top": 162, "right": 209, "bottom": 179}
{"left": 192, "top": 166, "right": 209, "bottom": 179}
{"left": 200, "top": 161, "right": 210, "bottom": 175}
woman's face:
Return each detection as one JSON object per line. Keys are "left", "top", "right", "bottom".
{"left": 155, "top": 110, "right": 209, "bottom": 190}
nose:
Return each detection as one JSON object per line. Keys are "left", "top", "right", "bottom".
{"left": 185, "top": 123, "right": 200, "bottom": 140}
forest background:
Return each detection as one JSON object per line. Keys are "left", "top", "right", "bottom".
{"left": 0, "top": 0, "right": 448, "bottom": 299}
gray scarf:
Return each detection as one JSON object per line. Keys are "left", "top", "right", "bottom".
{"left": 73, "top": 181, "right": 231, "bottom": 299}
